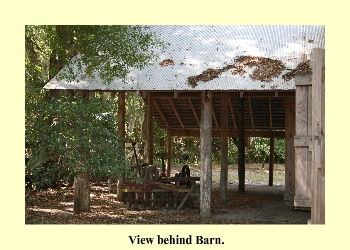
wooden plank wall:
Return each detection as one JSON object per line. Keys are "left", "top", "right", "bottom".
{"left": 284, "top": 99, "right": 295, "bottom": 206}
{"left": 311, "top": 49, "right": 325, "bottom": 224}
{"left": 294, "top": 72, "right": 313, "bottom": 209}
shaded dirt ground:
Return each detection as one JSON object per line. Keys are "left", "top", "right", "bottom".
{"left": 25, "top": 166, "right": 310, "bottom": 224}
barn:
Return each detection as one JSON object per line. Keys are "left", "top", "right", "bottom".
{"left": 44, "top": 25, "right": 325, "bottom": 224}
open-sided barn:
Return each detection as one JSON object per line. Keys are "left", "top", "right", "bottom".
{"left": 44, "top": 25, "right": 325, "bottom": 223}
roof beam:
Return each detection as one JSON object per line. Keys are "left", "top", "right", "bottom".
{"left": 171, "top": 129, "right": 285, "bottom": 138}
{"left": 168, "top": 98, "right": 185, "bottom": 129}
{"left": 248, "top": 97, "right": 255, "bottom": 130}
{"left": 153, "top": 92, "right": 201, "bottom": 99}
{"left": 188, "top": 97, "right": 200, "bottom": 127}
{"left": 154, "top": 98, "right": 170, "bottom": 129}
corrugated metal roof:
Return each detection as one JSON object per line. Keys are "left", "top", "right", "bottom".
{"left": 44, "top": 25, "right": 325, "bottom": 91}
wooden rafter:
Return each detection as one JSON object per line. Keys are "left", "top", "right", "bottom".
{"left": 211, "top": 104, "right": 219, "bottom": 129}
{"left": 168, "top": 98, "right": 185, "bottom": 129}
{"left": 248, "top": 97, "right": 254, "bottom": 130}
{"left": 228, "top": 98, "right": 237, "bottom": 130}
{"left": 188, "top": 97, "right": 200, "bottom": 127}
{"left": 154, "top": 98, "right": 170, "bottom": 129}
{"left": 269, "top": 97, "right": 273, "bottom": 130}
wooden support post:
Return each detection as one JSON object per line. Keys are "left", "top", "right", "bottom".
{"left": 147, "top": 92, "right": 154, "bottom": 165}
{"left": 74, "top": 172, "right": 90, "bottom": 214}
{"left": 269, "top": 131, "right": 275, "bottom": 186}
{"left": 294, "top": 72, "right": 312, "bottom": 209}
{"left": 118, "top": 92, "right": 126, "bottom": 147}
{"left": 311, "top": 48, "right": 325, "bottom": 224}
{"left": 167, "top": 129, "right": 172, "bottom": 177}
{"left": 284, "top": 99, "right": 296, "bottom": 206}
{"left": 238, "top": 95, "right": 245, "bottom": 193}
{"left": 200, "top": 90, "right": 212, "bottom": 217}
{"left": 220, "top": 93, "right": 228, "bottom": 204}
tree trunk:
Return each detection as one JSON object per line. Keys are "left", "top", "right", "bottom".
{"left": 74, "top": 172, "right": 90, "bottom": 214}
{"left": 116, "top": 176, "right": 125, "bottom": 201}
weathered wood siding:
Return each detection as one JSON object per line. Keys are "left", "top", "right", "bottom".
{"left": 311, "top": 48, "right": 325, "bottom": 224}
{"left": 294, "top": 72, "right": 313, "bottom": 209}
{"left": 284, "top": 99, "right": 295, "bottom": 206}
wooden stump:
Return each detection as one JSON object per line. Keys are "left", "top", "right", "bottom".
{"left": 74, "top": 172, "right": 90, "bottom": 214}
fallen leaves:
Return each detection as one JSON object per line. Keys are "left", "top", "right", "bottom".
{"left": 282, "top": 60, "right": 312, "bottom": 81}
{"left": 160, "top": 59, "right": 174, "bottom": 67}
{"left": 187, "top": 56, "right": 313, "bottom": 87}
{"left": 232, "top": 56, "right": 286, "bottom": 82}
{"left": 187, "top": 56, "right": 286, "bottom": 87}
{"left": 188, "top": 67, "right": 231, "bottom": 87}
{"left": 25, "top": 180, "right": 287, "bottom": 224}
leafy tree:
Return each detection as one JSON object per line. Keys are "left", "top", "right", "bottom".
{"left": 25, "top": 25, "right": 165, "bottom": 82}
{"left": 26, "top": 93, "right": 128, "bottom": 189}
{"left": 246, "top": 137, "right": 285, "bottom": 167}
{"left": 25, "top": 25, "right": 165, "bottom": 212}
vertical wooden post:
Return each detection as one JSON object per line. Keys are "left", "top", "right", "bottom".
{"left": 311, "top": 48, "right": 325, "bottom": 224}
{"left": 220, "top": 93, "right": 229, "bottom": 204}
{"left": 238, "top": 94, "right": 245, "bottom": 193}
{"left": 74, "top": 172, "right": 90, "bottom": 214}
{"left": 116, "top": 91, "right": 126, "bottom": 201}
{"left": 147, "top": 92, "right": 154, "bottom": 165}
{"left": 294, "top": 72, "right": 312, "bottom": 209}
{"left": 200, "top": 90, "right": 212, "bottom": 218}
{"left": 118, "top": 92, "right": 126, "bottom": 147}
{"left": 284, "top": 99, "right": 296, "bottom": 206}
{"left": 167, "top": 129, "right": 172, "bottom": 177}
{"left": 269, "top": 131, "right": 275, "bottom": 186}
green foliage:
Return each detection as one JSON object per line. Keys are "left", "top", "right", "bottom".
{"left": 25, "top": 25, "right": 166, "bottom": 189}
{"left": 25, "top": 25, "right": 166, "bottom": 83}
{"left": 247, "top": 138, "right": 270, "bottom": 163}
{"left": 273, "top": 138, "right": 285, "bottom": 163}
{"left": 228, "top": 138, "right": 239, "bottom": 164}
{"left": 26, "top": 93, "right": 127, "bottom": 189}
{"left": 246, "top": 137, "right": 285, "bottom": 164}
{"left": 172, "top": 136, "right": 200, "bottom": 165}
{"left": 125, "top": 92, "right": 143, "bottom": 140}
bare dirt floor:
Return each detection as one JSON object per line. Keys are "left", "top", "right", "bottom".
{"left": 25, "top": 165, "right": 311, "bottom": 225}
